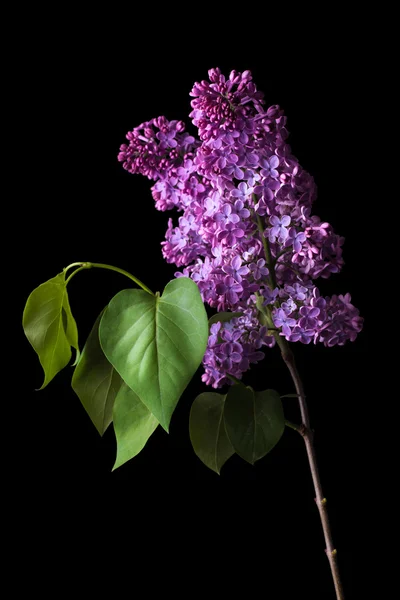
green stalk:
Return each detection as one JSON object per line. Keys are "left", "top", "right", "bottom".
{"left": 225, "top": 373, "right": 244, "bottom": 386}
{"left": 284, "top": 419, "right": 303, "bottom": 433}
{"left": 64, "top": 262, "right": 154, "bottom": 295}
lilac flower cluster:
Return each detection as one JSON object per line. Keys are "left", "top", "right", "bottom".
{"left": 119, "top": 68, "right": 363, "bottom": 388}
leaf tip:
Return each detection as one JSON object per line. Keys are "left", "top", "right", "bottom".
{"left": 35, "top": 380, "right": 48, "bottom": 391}
{"left": 159, "top": 418, "right": 170, "bottom": 434}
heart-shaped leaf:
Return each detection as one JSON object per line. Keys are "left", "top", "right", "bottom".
{"left": 189, "top": 392, "right": 234, "bottom": 474}
{"left": 208, "top": 312, "right": 243, "bottom": 328}
{"left": 23, "top": 272, "right": 77, "bottom": 389}
{"left": 112, "top": 383, "right": 159, "bottom": 470}
{"left": 99, "top": 277, "right": 208, "bottom": 431}
{"left": 72, "top": 310, "right": 122, "bottom": 435}
{"left": 224, "top": 384, "right": 285, "bottom": 464}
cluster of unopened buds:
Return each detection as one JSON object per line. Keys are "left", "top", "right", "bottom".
{"left": 118, "top": 68, "right": 363, "bottom": 388}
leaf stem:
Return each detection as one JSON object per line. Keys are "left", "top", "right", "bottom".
{"left": 64, "top": 262, "right": 154, "bottom": 295}
{"left": 89, "top": 263, "right": 155, "bottom": 295}
{"left": 276, "top": 333, "right": 345, "bottom": 600}
{"left": 65, "top": 264, "right": 91, "bottom": 285}
{"left": 284, "top": 419, "right": 303, "bottom": 433}
{"left": 225, "top": 373, "right": 243, "bottom": 385}
{"left": 64, "top": 262, "right": 86, "bottom": 274}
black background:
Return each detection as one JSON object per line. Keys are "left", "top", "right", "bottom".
{"left": 15, "top": 18, "right": 371, "bottom": 599}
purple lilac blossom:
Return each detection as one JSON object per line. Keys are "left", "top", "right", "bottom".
{"left": 118, "top": 67, "right": 363, "bottom": 388}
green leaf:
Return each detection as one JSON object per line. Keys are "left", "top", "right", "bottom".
{"left": 72, "top": 310, "right": 122, "bottom": 435}
{"left": 189, "top": 392, "right": 234, "bottom": 474}
{"left": 224, "top": 384, "right": 285, "bottom": 465}
{"left": 99, "top": 277, "right": 209, "bottom": 432}
{"left": 23, "top": 272, "right": 73, "bottom": 389}
{"left": 112, "top": 382, "right": 159, "bottom": 470}
{"left": 208, "top": 312, "right": 243, "bottom": 327}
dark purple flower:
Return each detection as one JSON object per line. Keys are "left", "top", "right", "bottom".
{"left": 242, "top": 246, "right": 258, "bottom": 261}
{"left": 221, "top": 328, "right": 243, "bottom": 343}
{"left": 268, "top": 215, "right": 291, "bottom": 243}
{"left": 285, "top": 283, "right": 308, "bottom": 301}
{"left": 209, "top": 322, "right": 222, "bottom": 346}
{"left": 176, "top": 159, "right": 195, "bottom": 181}
{"left": 253, "top": 183, "right": 274, "bottom": 203}
{"left": 204, "top": 191, "right": 221, "bottom": 217}
{"left": 222, "top": 162, "right": 245, "bottom": 180}
{"left": 273, "top": 308, "right": 297, "bottom": 337}
{"left": 215, "top": 203, "right": 240, "bottom": 227}
{"left": 281, "top": 298, "right": 297, "bottom": 314}
{"left": 201, "top": 362, "right": 226, "bottom": 388}
{"left": 217, "top": 222, "right": 246, "bottom": 246}
{"left": 169, "top": 227, "right": 187, "bottom": 250}
{"left": 216, "top": 276, "right": 243, "bottom": 305}
{"left": 237, "top": 147, "right": 260, "bottom": 168}
{"left": 249, "top": 326, "right": 270, "bottom": 348}
{"left": 179, "top": 214, "right": 198, "bottom": 235}
{"left": 231, "top": 182, "right": 253, "bottom": 203}
{"left": 250, "top": 259, "right": 269, "bottom": 280}
{"left": 198, "top": 278, "right": 218, "bottom": 304}
{"left": 233, "top": 199, "right": 251, "bottom": 219}
{"left": 298, "top": 306, "right": 320, "bottom": 330}
{"left": 152, "top": 180, "right": 181, "bottom": 209}
{"left": 210, "top": 244, "right": 223, "bottom": 265}
{"left": 217, "top": 342, "right": 243, "bottom": 371}
{"left": 222, "top": 256, "right": 250, "bottom": 282}
{"left": 243, "top": 169, "right": 261, "bottom": 187}
{"left": 260, "top": 155, "right": 279, "bottom": 178}
{"left": 185, "top": 176, "right": 205, "bottom": 197}
{"left": 262, "top": 286, "right": 279, "bottom": 306}
{"left": 286, "top": 228, "right": 307, "bottom": 253}
{"left": 156, "top": 125, "right": 178, "bottom": 148}
{"left": 338, "top": 293, "right": 355, "bottom": 310}
{"left": 310, "top": 295, "right": 327, "bottom": 321}
{"left": 289, "top": 327, "right": 314, "bottom": 344}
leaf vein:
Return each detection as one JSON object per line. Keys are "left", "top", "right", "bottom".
{"left": 159, "top": 300, "right": 201, "bottom": 327}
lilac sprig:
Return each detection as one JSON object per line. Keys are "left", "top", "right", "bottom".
{"left": 118, "top": 67, "right": 363, "bottom": 388}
